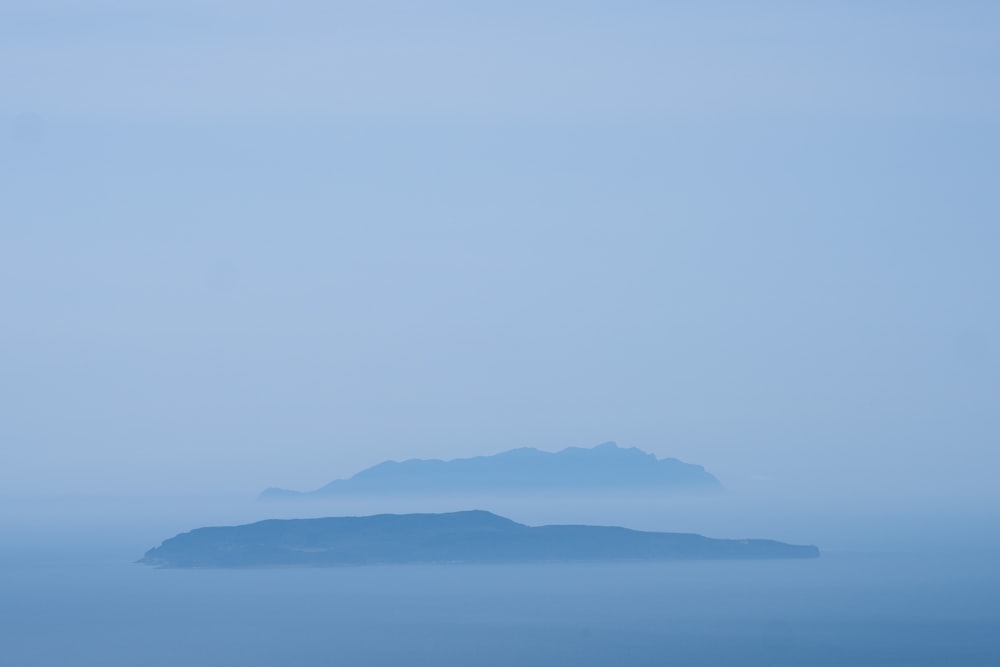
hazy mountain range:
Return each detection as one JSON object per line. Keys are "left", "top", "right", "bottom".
{"left": 260, "top": 442, "right": 721, "bottom": 500}
{"left": 139, "top": 510, "right": 818, "bottom": 567}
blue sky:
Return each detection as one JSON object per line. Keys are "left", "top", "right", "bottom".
{"left": 1, "top": 1, "right": 998, "bottom": 501}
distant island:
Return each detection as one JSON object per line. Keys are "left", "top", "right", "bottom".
{"left": 260, "top": 442, "right": 721, "bottom": 500}
{"left": 139, "top": 510, "right": 818, "bottom": 568}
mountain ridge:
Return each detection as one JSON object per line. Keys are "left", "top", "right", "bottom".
{"left": 261, "top": 442, "right": 721, "bottom": 500}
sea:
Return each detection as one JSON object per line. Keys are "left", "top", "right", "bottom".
{"left": 1, "top": 497, "right": 997, "bottom": 666}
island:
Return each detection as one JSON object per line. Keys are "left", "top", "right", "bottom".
{"left": 260, "top": 442, "right": 722, "bottom": 500}
{"left": 139, "top": 510, "right": 819, "bottom": 568}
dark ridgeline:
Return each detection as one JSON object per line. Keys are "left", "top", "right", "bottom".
{"left": 259, "top": 442, "right": 722, "bottom": 500}
{"left": 139, "top": 510, "right": 819, "bottom": 568}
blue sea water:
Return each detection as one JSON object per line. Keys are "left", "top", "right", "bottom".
{"left": 1, "top": 551, "right": 997, "bottom": 666}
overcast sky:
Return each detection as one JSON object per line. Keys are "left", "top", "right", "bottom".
{"left": 1, "top": 1, "right": 998, "bottom": 502}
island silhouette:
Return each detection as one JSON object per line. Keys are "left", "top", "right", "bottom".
{"left": 139, "top": 510, "right": 818, "bottom": 568}
{"left": 260, "top": 442, "right": 721, "bottom": 500}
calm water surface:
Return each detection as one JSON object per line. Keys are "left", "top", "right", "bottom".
{"left": 1, "top": 552, "right": 997, "bottom": 666}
